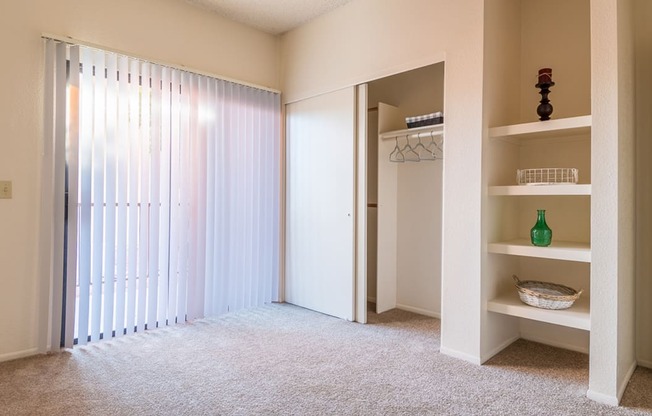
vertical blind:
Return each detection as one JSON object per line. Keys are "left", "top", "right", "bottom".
{"left": 41, "top": 38, "right": 280, "bottom": 349}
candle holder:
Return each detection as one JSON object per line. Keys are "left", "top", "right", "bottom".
{"left": 535, "top": 68, "right": 554, "bottom": 121}
{"left": 536, "top": 81, "right": 555, "bottom": 121}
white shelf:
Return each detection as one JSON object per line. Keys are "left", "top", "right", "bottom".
{"left": 488, "top": 291, "right": 590, "bottom": 331}
{"left": 488, "top": 239, "right": 591, "bottom": 262}
{"left": 488, "top": 184, "right": 591, "bottom": 196}
{"left": 379, "top": 123, "right": 444, "bottom": 140}
{"left": 489, "top": 115, "right": 591, "bottom": 141}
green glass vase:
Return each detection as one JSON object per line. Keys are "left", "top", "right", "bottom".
{"left": 530, "top": 209, "right": 552, "bottom": 247}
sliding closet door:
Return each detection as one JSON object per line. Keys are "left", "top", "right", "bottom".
{"left": 285, "top": 87, "right": 356, "bottom": 321}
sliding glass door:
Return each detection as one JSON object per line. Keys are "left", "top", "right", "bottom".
{"left": 42, "top": 38, "right": 281, "bottom": 348}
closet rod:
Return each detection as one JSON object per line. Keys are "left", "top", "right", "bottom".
{"left": 380, "top": 130, "right": 444, "bottom": 141}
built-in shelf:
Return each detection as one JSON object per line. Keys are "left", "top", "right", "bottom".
{"left": 489, "top": 115, "right": 591, "bottom": 141}
{"left": 488, "top": 239, "right": 591, "bottom": 262}
{"left": 488, "top": 184, "right": 591, "bottom": 196}
{"left": 488, "top": 291, "right": 590, "bottom": 331}
{"left": 379, "top": 123, "right": 444, "bottom": 140}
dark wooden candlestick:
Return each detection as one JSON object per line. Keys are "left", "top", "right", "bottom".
{"left": 535, "top": 81, "right": 555, "bottom": 121}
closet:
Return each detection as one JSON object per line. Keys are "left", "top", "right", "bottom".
{"left": 366, "top": 63, "right": 445, "bottom": 317}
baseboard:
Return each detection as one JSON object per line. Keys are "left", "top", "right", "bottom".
{"left": 617, "top": 360, "right": 638, "bottom": 403}
{"left": 480, "top": 335, "right": 519, "bottom": 364}
{"left": 586, "top": 389, "right": 619, "bottom": 406}
{"left": 586, "top": 360, "right": 637, "bottom": 406}
{"left": 0, "top": 348, "right": 39, "bottom": 363}
{"left": 367, "top": 296, "right": 377, "bottom": 303}
{"left": 636, "top": 358, "right": 652, "bottom": 369}
{"left": 440, "top": 346, "right": 482, "bottom": 365}
{"left": 395, "top": 303, "right": 440, "bottom": 319}
{"left": 520, "top": 332, "right": 589, "bottom": 354}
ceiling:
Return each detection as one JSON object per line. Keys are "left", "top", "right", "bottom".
{"left": 183, "top": 0, "right": 353, "bottom": 35}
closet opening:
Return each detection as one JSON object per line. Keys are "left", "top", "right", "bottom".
{"left": 365, "top": 62, "right": 445, "bottom": 318}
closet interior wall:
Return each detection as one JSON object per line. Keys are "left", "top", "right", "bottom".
{"left": 367, "top": 63, "right": 445, "bottom": 317}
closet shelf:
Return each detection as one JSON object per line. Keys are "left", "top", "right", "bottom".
{"left": 489, "top": 115, "right": 591, "bottom": 141}
{"left": 379, "top": 123, "right": 444, "bottom": 141}
{"left": 488, "top": 239, "right": 591, "bottom": 262}
{"left": 488, "top": 184, "right": 591, "bottom": 196}
{"left": 488, "top": 291, "right": 590, "bottom": 331}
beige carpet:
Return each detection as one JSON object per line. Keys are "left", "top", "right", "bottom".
{"left": 0, "top": 304, "right": 651, "bottom": 415}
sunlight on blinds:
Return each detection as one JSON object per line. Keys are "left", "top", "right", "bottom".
{"left": 42, "top": 39, "right": 281, "bottom": 348}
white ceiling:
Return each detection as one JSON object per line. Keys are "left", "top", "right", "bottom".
{"left": 183, "top": 0, "right": 353, "bottom": 35}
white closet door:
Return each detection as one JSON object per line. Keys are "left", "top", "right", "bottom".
{"left": 285, "top": 87, "right": 356, "bottom": 321}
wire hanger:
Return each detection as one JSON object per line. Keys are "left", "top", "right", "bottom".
{"left": 389, "top": 136, "right": 405, "bottom": 162}
{"left": 414, "top": 132, "right": 436, "bottom": 161}
{"left": 401, "top": 134, "right": 420, "bottom": 162}
{"left": 426, "top": 131, "right": 443, "bottom": 160}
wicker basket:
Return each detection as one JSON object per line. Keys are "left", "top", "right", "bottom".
{"left": 517, "top": 168, "right": 578, "bottom": 185}
{"left": 512, "top": 275, "right": 582, "bottom": 310}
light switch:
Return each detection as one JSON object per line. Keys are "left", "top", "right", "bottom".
{"left": 0, "top": 181, "right": 12, "bottom": 199}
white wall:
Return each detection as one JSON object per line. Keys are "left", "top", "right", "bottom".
{"left": 281, "top": 0, "right": 485, "bottom": 362}
{"left": 519, "top": 0, "right": 591, "bottom": 120}
{"left": 0, "top": 0, "right": 279, "bottom": 361}
{"left": 634, "top": 0, "right": 652, "bottom": 369}
{"left": 589, "top": 0, "right": 637, "bottom": 404}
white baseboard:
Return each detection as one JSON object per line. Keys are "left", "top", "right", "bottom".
{"left": 396, "top": 303, "right": 440, "bottom": 319}
{"left": 0, "top": 348, "right": 39, "bottom": 363}
{"left": 367, "top": 296, "right": 377, "bottom": 303}
{"left": 520, "top": 332, "right": 589, "bottom": 354}
{"left": 440, "top": 346, "right": 482, "bottom": 365}
{"left": 480, "top": 335, "right": 519, "bottom": 364}
{"left": 637, "top": 358, "right": 652, "bottom": 369}
{"left": 617, "top": 360, "right": 638, "bottom": 402}
{"left": 586, "top": 360, "right": 637, "bottom": 406}
{"left": 586, "top": 389, "right": 619, "bottom": 406}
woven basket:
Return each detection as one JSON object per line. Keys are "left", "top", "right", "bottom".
{"left": 512, "top": 275, "right": 582, "bottom": 310}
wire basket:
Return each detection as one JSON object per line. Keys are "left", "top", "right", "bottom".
{"left": 517, "top": 168, "right": 578, "bottom": 185}
{"left": 512, "top": 275, "right": 582, "bottom": 310}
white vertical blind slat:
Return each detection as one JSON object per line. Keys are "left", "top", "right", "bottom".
{"left": 114, "top": 55, "right": 130, "bottom": 338}
{"left": 168, "top": 69, "right": 181, "bottom": 323}
{"left": 190, "top": 74, "right": 209, "bottom": 320}
{"left": 90, "top": 49, "right": 106, "bottom": 342}
{"left": 243, "top": 86, "right": 253, "bottom": 308}
{"left": 77, "top": 47, "right": 94, "bottom": 345}
{"left": 126, "top": 58, "right": 140, "bottom": 335}
{"left": 39, "top": 39, "right": 55, "bottom": 353}
{"left": 148, "top": 64, "right": 162, "bottom": 330}
{"left": 203, "top": 78, "right": 216, "bottom": 315}
{"left": 103, "top": 52, "right": 118, "bottom": 340}
{"left": 186, "top": 74, "right": 201, "bottom": 320}
{"left": 215, "top": 79, "right": 228, "bottom": 315}
{"left": 158, "top": 67, "right": 171, "bottom": 325}
{"left": 50, "top": 42, "right": 68, "bottom": 350}
{"left": 177, "top": 71, "right": 191, "bottom": 321}
{"left": 136, "top": 62, "right": 151, "bottom": 333}
{"left": 64, "top": 46, "right": 81, "bottom": 348}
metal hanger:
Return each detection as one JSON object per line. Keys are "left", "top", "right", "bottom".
{"left": 426, "top": 131, "right": 443, "bottom": 160}
{"left": 414, "top": 132, "right": 436, "bottom": 161}
{"left": 389, "top": 136, "right": 405, "bottom": 162}
{"left": 401, "top": 134, "right": 420, "bottom": 162}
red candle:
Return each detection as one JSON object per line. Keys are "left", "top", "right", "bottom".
{"left": 538, "top": 68, "right": 552, "bottom": 84}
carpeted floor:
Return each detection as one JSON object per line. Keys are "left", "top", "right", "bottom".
{"left": 0, "top": 303, "right": 650, "bottom": 415}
